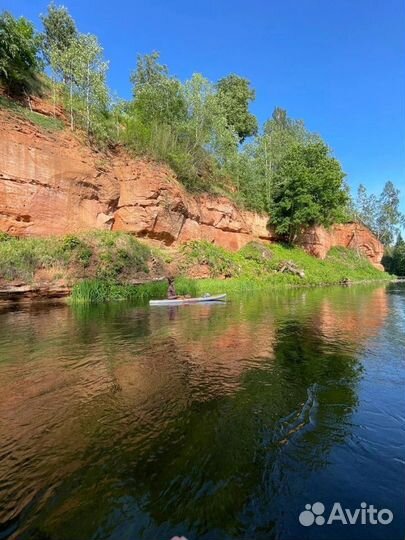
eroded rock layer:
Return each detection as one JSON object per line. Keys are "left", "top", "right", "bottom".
{"left": 0, "top": 109, "right": 384, "bottom": 268}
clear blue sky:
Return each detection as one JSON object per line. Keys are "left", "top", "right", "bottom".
{"left": 4, "top": 0, "right": 405, "bottom": 210}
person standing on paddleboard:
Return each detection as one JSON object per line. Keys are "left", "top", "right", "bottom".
{"left": 167, "top": 276, "right": 178, "bottom": 299}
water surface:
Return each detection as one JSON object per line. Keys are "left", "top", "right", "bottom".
{"left": 0, "top": 284, "right": 404, "bottom": 540}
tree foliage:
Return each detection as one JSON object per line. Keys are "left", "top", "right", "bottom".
{"left": 383, "top": 234, "right": 405, "bottom": 275}
{"left": 355, "top": 181, "right": 404, "bottom": 245}
{"left": 130, "top": 52, "right": 186, "bottom": 126}
{"left": 40, "top": 2, "right": 77, "bottom": 65}
{"left": 216, "top": 74, "right": 257, "bottom": 142}
{"left": 233, "top": 108, "right": 321, "bottom": 212}
{"left": 1, "top": 3, "right": 401, "bottom": 250}
{"left": 0, "top": 11, "right": 42, "bottom": 94}
{"left": 69, "top": 34, "right": 109, "bottom": 133}
{"left": 39, "top": 3, "right": 109, "bottom": 137}
{"left": 268, "top": 142, "right": 348, "bottom": 242}
{"left": 391, "top": 235, "right": 405, "bottom": 276}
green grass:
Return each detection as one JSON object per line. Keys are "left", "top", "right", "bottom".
{"left": 0, "top": 231, "right": 158, "bottom": 283}
{"left": 180, "top": 240, "right": 391, "bottom": 285}
{"left": 69, "top": 279, "right": 167, "bottom": 304}
{"left": 0, "top": 232, "right": 391, "bottom": 303}
{"left": 0, "top": 94, "right": 64, "bottom": 132}
{"left": 69, "top": 241, "right": 391, "bottom": 304}
{"left": 0, "top": 235, "right": 68, "bottom": 281}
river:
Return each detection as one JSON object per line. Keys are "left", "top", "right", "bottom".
{"left": 0, "top": 283, "right": 404, "bottom": 540}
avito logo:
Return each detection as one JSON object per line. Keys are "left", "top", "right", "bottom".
{"left": 299, "top": 502, "right": 393, "bottom": 527}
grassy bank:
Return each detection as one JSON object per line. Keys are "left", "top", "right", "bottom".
{"left": 68, "top": 239, "right": 391, "bottom": 303}
{"left": 0, "top": 94, "right": 64, "bottom": 132}
{"left": 0, "top": 231, "right": 163, "bottom": 284}
{"left": 0, "top": 233, "right": 391, "bottom": 303}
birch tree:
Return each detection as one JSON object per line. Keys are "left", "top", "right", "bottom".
{"left": 73, "top": 34, "right": 109, "bottom": 134}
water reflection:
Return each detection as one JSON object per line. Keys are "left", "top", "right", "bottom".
{"left": 0, "top": 284, "right": 403, "bottom": 540}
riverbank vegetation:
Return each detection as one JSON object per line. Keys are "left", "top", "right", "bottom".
{"left": 1, "top": 5, "right": 403, "bottom": 248}
{"left": 0, "top": 231, "right": 162, "bottom": 283}
{"left": 70, "top": 237, "right": 391, "bottom": 303}
{"left": 0, "top": 232, "right": 391, "bottom": 303}
{"left": 383, "top": 235, "right": 405, "bottom": 277}
{"left": 0, "top": 4, "right": 403, "bottom": 301}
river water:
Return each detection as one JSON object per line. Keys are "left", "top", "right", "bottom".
{"left": 0, "top": 283, "right": 404, "bottom": 540}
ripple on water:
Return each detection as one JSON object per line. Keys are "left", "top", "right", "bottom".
{"left": 0, "top": 285, "right": 404, "bottom": 540}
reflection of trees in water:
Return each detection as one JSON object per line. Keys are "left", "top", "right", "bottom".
{"left": 235, "top": 319, "right": 362, "bottom": 538}
{"left": 26, "top": 324, "right": 361, "bottom": 538}
{"left": 1, "top": 285, "right": 390, "bottom": 540}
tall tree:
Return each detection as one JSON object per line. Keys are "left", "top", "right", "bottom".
{"left": 215, "top": 74, "right": 258, "bottom": 142}
{"left": 0, "top": 11, "right": 42, "bottom": 95}
{"left": 268, "top": 142, "right": 348, "bottom": 243}
{"left": 355, "top": 184, "right": 378, "bottom": 231}
{"left": 183, "top": 73, "right": 217, "bottom": 147}
{"left": 40, "top": 3, "right": 78, "bottom": 117}
{"left": 130, "top": 51, "right": 168, "bottom": 91}
{"left": 376, "top": 181, "right": 404, "bottom": 245}
{"left": 130, "top": 52, "right": 186, "bottom": 126}
{"left": 72, "top": 34, "right": 109, "bottom": 133}
{"left": 391, "top": 235, "right": 405, "bottom": 276}
{"left": 41, "top": 3, "right": 77, "bottom": 66}
{"left": 355, "top": 181, "right": 404, "bottom": 245}
{"left": 238, "top": 108, "right": 320, "bottom": 211}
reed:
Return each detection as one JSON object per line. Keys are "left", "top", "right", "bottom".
{"left": 70, "top": 279, "right": 169, "bottom": 304}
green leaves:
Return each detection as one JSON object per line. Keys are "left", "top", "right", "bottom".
{"left": 39, "top": 4, "right": 109, "bottom": 136}
{"left": 215, "top": 74, "right": 258, "bottom": 142}
{"left": 0, "top": 12, "right": 42, "bottom": 94}
{"left": 391, "top": 235, "right": 405, "bottom": 276}
{"left": 40, "top": 3, "right": 77, "bottom": 63}
{"left": 355, "top": 181, "right": 404, "bottom": 246}
{"left": 268, "top": 142, "right": 348, "bottom": 242}
{"left": 130, "top": 52, "right": 186, "bottom": 126}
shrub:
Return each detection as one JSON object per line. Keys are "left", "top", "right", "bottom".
{"left": 0, "top": 232, "right": 12, "bottom": 242}
{"left": 61, "top": 234, "right": 82, "bottom": 251}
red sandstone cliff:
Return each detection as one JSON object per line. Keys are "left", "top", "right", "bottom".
{"left": 0, "top": 106, "right": 384, "bottom": 268}
{"left": 296, "top": 223, "right": 385, "bottom": 270}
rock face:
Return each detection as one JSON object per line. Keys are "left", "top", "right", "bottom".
{"left": 0, "top": 113, "right": 119, "bottom": 236}
{"left": 0, "top": 109, "right": 384, "bottom": 268}
{"left": 297, "top": 223, "right": 385, "bottom": 270}
{"left": 0, "top": 110, "right": 271, "bottom": 249}
{"left": 113, "top": 157, "right": 272, "bottom": 250}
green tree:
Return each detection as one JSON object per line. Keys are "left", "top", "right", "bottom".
{"left": 71, "top": 33, "right": 109, "bottom": 134}
{"left": 268, "top": 142, "right": 348, "bottom": 243}
{"left": 355, "top": 184, "right": 378, "bottom": 232}
{"left": 391, "top": 235, "right": 405, "bottom": 276}
{"left": 130, "top": 52, "right": 186, "bottom": 126}
{"left": 183, "top": 73, "right": 218, "bottom": 147}
{"left": 216, "top": 74, "right": 258, "bottom": 142}
{"left": 385, "top": 234, "right": 405, "bottom": 275}
{"left": 131, "top": 50, "right": 168, "bottom": 89}
{"left": 376, "top": 181, "right": 404, "bottom": 245}
{"left": 355, "top": 181, "right": 404, "bottom": 245}
{"left": 235, "top": 108, "right": 320, "bottom": 212}
{"left": 0, "top": 11, "right": 42, "bottom": 95}
{"left": 182, "top": 74, "right": 239, "bottom": 182}
{"left": 262, "top": 108, "right": 320, "bottom": 187}
{"left": 41, "top": 3, "right": 77, "bottom": 66}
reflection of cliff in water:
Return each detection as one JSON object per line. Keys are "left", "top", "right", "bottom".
{"left": 0, "top": 285, "right": 390, "bottom": 539}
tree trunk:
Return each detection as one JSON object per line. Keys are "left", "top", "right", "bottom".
{"left": 86, "top": 62, "right": 90, "bottom": 134}
{"left": 70, "top": 78, "right": 74, "bottom": 131}
{"left": 53, "top": 77, "right": 56, "bottom": 118}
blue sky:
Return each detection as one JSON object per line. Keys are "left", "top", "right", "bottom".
{"left": 3, "top": 0, "right": 405, "bottom": 210}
